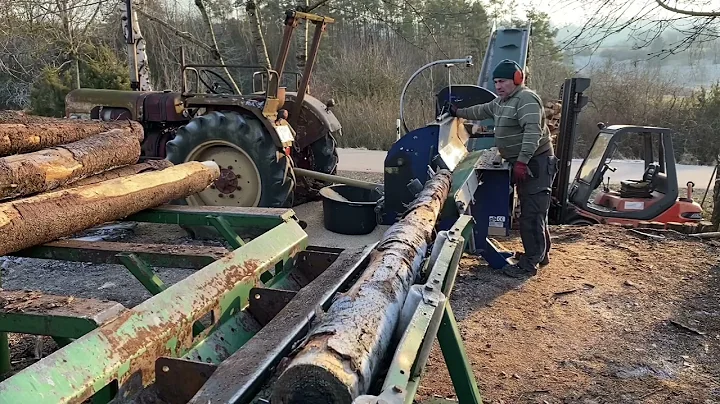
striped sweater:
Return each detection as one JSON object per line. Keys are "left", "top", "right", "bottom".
{"left": 456, "top": 85, "right": 552, "bottom": 164}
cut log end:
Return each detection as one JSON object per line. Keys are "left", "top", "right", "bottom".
{"left": 200, "top": 160, "right": 220, "bottom": 174}
{"left": 272, "top": 358, "right": 354, "bottom": 404}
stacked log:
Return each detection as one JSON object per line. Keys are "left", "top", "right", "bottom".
{"left": 0, "top": 119, "right": 143, "bottom": 156}
{"left": 56, "top": 159, "right": 174, "bottom": 189}
{"left": 271, "top": 170, "right": 453, "bottom": 403}
{"left": 0, "top": 128, "right": 144, "bottom": 200}
{"left": 0, "top": 161, "right": 219, "bottom": 256}
{"left": 0, "top": 112, "right": 219, "bottom": 256}
{"left": 544, "top": 100, "right": 562, "bottom": 149}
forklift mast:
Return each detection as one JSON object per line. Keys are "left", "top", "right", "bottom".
{"left": 550, "top": 77, "right": 590, "bottom": 224}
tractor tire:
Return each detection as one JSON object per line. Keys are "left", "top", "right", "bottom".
{"left": 309, "top": 133, "right": 339, "bottom": 175}
{"left": 293, "top": 133, "right": 339, "bottom": 204}
{"left": 166, "top": 110, "right": 295, "bottom": 208}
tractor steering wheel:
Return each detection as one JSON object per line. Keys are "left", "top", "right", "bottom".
{"left": 198, "top": 69, "right": 236, "bottom": 95}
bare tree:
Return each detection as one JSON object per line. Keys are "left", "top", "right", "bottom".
{"left": 552, "top": 0, "right": 720, "bottom": 58}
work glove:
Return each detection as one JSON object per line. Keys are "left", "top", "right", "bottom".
{"left": 513, "top": 161, "right": 529, "bottom": 184}
{"left": 445, "top": 102, "right": 459, "bottom": 117}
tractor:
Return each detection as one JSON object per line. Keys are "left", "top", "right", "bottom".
{"left": 64, "top": 9, "right": 340, "bottom": 209}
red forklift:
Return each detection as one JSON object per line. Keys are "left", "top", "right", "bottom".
{"left": 550, "top": 78, "right": 703, "bottom": 226}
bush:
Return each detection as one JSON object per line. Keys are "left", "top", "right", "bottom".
{"left": 30, "top": 43, "right": 130, "bottom": 117}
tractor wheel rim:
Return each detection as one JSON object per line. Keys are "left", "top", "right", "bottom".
{"left": 185, "top": 140, "right": 262, "bottom": 207}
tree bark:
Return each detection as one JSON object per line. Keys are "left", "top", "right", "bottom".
{"left": 246, "top": 0, "right": 271, "bottom": 69}
{"left": 295, "top": 0, "right": 309, "bottom": 73}
{"left": 0, "top": 120, "right": 144, "bottom": 157}
{"left": 0, "top": 128, "right": 145, "bottom": 200}
{"left": 271, "top": 170, "right": 453, "bottom": 403}
{"left": 59, "top": 159, "right": 173, "bottom": 190}
{"left": 0, "top": 161, "right": 219, "bottom": 256}
{"left": 712, "top": 163, "right": 720, "bottom": 231}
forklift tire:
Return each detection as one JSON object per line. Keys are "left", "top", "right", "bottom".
{"left": 166, "top": 110, "right": 295, "bottom": 208}
{"left": 568, "top": 218, "right": 595, "bottom": 226}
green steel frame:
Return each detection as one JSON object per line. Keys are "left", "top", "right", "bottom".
{"left": 358, "top": 214, "right": 482, "bottom": 404}
{"left": 0, "top": 205, "right": 304, "bottom": 401}
{"left": 0, "top": 206, "right": 483, "bottom": 404}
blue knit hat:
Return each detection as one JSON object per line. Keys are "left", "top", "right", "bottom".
{"left": 492, "top": 59, "right": 522, "bottom": 80}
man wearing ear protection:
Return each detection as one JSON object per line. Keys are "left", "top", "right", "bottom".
{"left": 449, "top": 59, "right": 558, "bottom": 278}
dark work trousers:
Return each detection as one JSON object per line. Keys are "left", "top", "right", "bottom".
{"left": 515, "top": 151, "right": 558, "bottom": 270}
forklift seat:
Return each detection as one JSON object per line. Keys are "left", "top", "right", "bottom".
{"left": 619, "top": 163, "right": 660, "bottom": 198}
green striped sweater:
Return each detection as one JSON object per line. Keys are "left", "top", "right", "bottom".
{"left": 456, "top": 85, "right": 552, "bottom": 164}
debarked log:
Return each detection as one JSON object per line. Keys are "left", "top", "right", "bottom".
{"left": 0, "top": 128, "right": 144, "bottom": 200}
{"left": 0, "top": 119, "right": 144, "bottom": 157}
{"left": 271, "top": 169, "right": 453, "bottom": 403}
{"left": 0, "top": 161, "right": 219, "bottom": 256}
{"left": 58, "top": 159, "right": 174, "bottom": 190}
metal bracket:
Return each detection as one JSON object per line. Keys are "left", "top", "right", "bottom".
{"left": 117, "top": 252, "right": 166, "bottom": 295}
{"left": 247, "top": 287, "right": 298, "bottom": 326}
{"left": 155, "top": 357, "right": 218, "bottom": 404}
{"left": 206, "top": 215, "right": 245, "bottom": 249}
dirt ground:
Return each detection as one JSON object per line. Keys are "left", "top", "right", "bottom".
{"left": 417, "top": 225, "right": 720, "bottom": 403}
{"left": 1, "top": 170, "right": 719, "bottom": 402}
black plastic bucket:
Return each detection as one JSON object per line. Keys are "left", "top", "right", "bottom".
{"left": 320, "top": 185, "right": 382, "bottom": 235}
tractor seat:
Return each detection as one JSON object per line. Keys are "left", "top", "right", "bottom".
{"left": 619, "top": 163, "right": 660, "bottom": 199}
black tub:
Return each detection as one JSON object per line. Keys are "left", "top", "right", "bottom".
{"left": 319, "top": 184, "right": 382, "bottom": 235}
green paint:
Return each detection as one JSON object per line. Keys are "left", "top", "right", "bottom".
{"left": 117, "top": 253, "right": 206, "bottom": 336}
{"left": 12, "top": 242, "right": 220, "bottom": 269}
{"left": 0, "top": 333, "right": 9, "bottom": 377}
{"left": 437, "top": 304, "right": 483, "bottom": 404}
{"left": 117, "top": 361, "right": 131, "bottom": 379}
{"left": 0, "top": 313, "right": 98, "bottom": 338}
{"left": 126, "top": 206, "right": 296, "bottom": 229}
{"left": 0, "top": 220, "right": 308, "bottom": 403}
{"left": 182, "top": 310, "right": 259, "bottom": 365}
{"left": 118, "top": 253, "right": 167, "bottom": 295}
{"left": 207, "top": 215, "right": 245, "bottom": 248}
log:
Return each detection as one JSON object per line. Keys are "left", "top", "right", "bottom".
{"left": 0, "top": 128, "right": 144, "bottom": 200}
{"left": 271, "top": 170, "right": 453, "bottom": 403}
{"left": 0, "top": 161, "right": 219, "bottom": 256}
{"left": 0, "top": 119, "right": 143, "bottom": 157}
{"left": 58, "top": 159, "right": 174, "bottom": 190}
{"left": 666, "top": 222, "right": 685, "bottom": 232}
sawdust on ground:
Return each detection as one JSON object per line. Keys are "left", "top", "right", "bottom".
{"left": 417, "top": 225, "right": 720, "bottom": 403}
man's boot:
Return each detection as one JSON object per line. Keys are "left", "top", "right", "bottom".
{"left": 502, "top": 262, "right": 537, "bottom": 278}
{"left": 514, "top": 251, "right": 550, "bottom": 267}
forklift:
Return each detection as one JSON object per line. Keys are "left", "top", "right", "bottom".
{"left": 550, "top": 78, "right": 703, "bottom": 226}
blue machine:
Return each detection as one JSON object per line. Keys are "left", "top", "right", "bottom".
{"left": 384, "top": 25, "right": 532, "bottom": 269}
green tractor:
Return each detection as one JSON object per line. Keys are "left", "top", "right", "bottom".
{"left": 64, "top": 10, "right": 340, "bottom": 208}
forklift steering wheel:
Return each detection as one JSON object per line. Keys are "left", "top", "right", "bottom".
{"left": 198, "top": 69, "right": 236, "bottom": 95}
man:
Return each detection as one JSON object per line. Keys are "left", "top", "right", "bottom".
{"left": 449, "top": 59, "right": 558, "bottom": 278}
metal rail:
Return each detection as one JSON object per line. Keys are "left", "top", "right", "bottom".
{"left": 0, "top": 211, "right": 307, "bottom": 403}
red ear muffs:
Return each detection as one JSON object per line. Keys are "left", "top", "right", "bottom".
{"left": 513, "top": 69, "right": 523, "bottom": 85}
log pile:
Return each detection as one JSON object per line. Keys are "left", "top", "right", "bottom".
{"left": 544, "top": 100, "right": 562, "bottom": 148}
{"left": 0, "top": 113, "right": 220, "bottom": 256}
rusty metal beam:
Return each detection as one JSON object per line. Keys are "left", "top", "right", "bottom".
{"left": 0, "top": 219, "right": 308, "bottom": 404}
{"left": 271, "top": 170, "right": 453, "bottom": 403}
